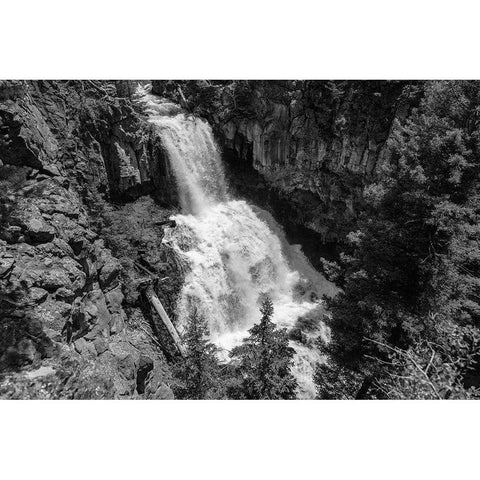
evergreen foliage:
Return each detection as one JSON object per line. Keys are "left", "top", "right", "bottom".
{"left": 318, "top": 81, "right": 480, "bottom": 399}
{"left": 229, "top": 298, "right": 298, "bottom": 399}
{"left": 172, "top": 306, "right": 223, "bottom": 399}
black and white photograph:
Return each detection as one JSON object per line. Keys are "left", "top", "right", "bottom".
{"left": 3, "top": 78, "right": 480, "bottom": 401}
{"left": 1, "top": 1, "right": 478, "bottom": 479}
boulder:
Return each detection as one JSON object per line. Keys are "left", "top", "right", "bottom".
{"left": 54, "top": 287, "right": 75, "bottom": 303}
{"left": 93, "top": 338, "right": 109, "bottom": 355}
{"left": 108, "top": 342, "right": 138, "bottom": 381}
{"left": 32, "top": 299, "right": 71, "bottom": 332}
{"left": 29, "top": 266, "right": 72, "bottom": 292}
{"left": 28, "top": 287, "right": 48, "bottom": 303}
{"left": 97, "top": 351, "right": 134, "bottom": 397}
{"left": 98, "top": 258, "right": 122, "bottom": 290}
{"left": 23, "top": 217, "right": 55, "bottom": 244}
{"left": 144, "top": 362, "right": 174, "bottom": 399}
{"left": 0, "top": 254, "right": 15, "bottom": 277}
{"left": 0, "top": 100, "right": 59, "bottom": 170}
{"left": 81, "top": 289, "right": 112, "bottom": 340}
{"left": 94, "top": 242, "right": 122, "bottom": 290}
{"left": 73, "top": 337, "right": 96, "bottom": 356}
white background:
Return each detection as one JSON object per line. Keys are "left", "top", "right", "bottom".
{"left": 2, "top": 1, "right": 480, "bottom": 478}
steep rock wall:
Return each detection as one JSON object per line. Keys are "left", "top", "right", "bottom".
{"left": 153, "top": 80, "right": 418, "bottom": 241}
{"left": 0, "top": 81, "right": 179, "bottom": 398}
{"left": 29, "top": 81, "right": 177, "bottom": 204}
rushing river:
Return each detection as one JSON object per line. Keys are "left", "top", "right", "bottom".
{"left": 137, "top": 85, "right": 335, "bottom": 398}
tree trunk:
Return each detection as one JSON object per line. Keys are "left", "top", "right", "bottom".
{"left": 177, "top": 86, "right": 189, "bottom": 111}
{"left": 146, "top": 287, "right": 186, "bottom": 358}
{"left": 355, "top": 375, "right": 374, "bottom": 399}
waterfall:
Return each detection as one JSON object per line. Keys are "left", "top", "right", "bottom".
{"left": 137, "top": 85, "right": 332, "bottom": 398}
{"left": 149, "top": 113, "right": 227, "bottom": 215}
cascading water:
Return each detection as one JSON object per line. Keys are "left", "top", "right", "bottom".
{"left": 136, "top": 85, "right": 334, "bottom": 398}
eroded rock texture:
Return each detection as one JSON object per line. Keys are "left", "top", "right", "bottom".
{"left": 0, "top": 81, "right": 179, "bottom": 398}
{"left": 153, "top": 80, "right": 418, "bottom": 241}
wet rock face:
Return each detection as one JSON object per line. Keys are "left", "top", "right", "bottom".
{"left": 154, "top": 80, "right": 416, "bottom": 241}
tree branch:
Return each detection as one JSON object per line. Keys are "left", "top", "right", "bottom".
{"left": 365, "top": 337, "right": 442, "bottom": 399}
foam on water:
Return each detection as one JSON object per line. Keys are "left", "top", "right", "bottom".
{"left": 137, "top": 85, "right": 332, "bottom": 398}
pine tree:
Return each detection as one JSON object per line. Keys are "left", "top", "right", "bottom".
{"left": 172, "top": 307, "right": 222, "bottom": 399}
{"left": 230, "top": 298, "right": 298, "bottom": 399}
{"left": 321, "top": 81, "right": 480, "bottom": 398}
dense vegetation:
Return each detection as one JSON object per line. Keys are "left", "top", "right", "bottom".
{"left": 317, "top": 81, "right": 480, "bottom": 399}
{"left": 153, "top": 79, "right": 480, "bottom": 399}
{"left": 228, "top": 298, "right": 297, "bottom": 399}
{"left": 171, "top": 298, "right": 298, "bottom": 400}
{"left": 5, "top": 80, "right": 480, "bottom": 400}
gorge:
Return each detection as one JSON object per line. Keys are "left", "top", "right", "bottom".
{"left": 4, "top": 80, "right": 474, "bottom": 400}
{"left": 137, "top": 85, "right": 336, "bottom": 397}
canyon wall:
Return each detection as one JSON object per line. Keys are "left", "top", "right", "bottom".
{"left": 0, "top": 80, "right": 177, "bottom": 203}
{"left": 0, "top": 81, "right": 179, "bottom": 398}
{"left": 0, "top": 80, "right": 419, "bottom": 397}
{"left": 153, "top": 80, "right": 418, "bottom": 241}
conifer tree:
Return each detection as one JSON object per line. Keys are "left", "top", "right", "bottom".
{"left": 172, "top": 307, "right": 222, "bottom": 399}
{"left": 230, "top": 298, "right": 298, "bottom": 399}
{"left": 320, "top": 81, "right": 480, "bottom": 398}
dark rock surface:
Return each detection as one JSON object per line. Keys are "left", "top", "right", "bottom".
{"left": 0, "top": 81, "right": 179, "bottom": 399}
{"left": 153, "top": 80, "right": 420, "bottom": 241}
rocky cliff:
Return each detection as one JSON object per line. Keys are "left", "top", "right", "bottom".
{"left": 153, "top": 80, "right": 419, "bottom": 241}
{"left": 0, "top": 80, "right": 419, "bottom": 398}
{"left": 0, "top": 81, "right": 181, "bottom": 398}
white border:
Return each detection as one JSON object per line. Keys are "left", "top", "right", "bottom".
{"left": 3, "top": 0, "right": 480, "bottom": 79}
{"left": 1, "top": 400, "right": 479, "bottom": 479}
{"left": 2, "top": 1, "right": 480, "bottom": 478}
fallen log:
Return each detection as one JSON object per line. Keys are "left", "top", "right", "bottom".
{"left": 145, "top": 286, "right": 186, "bottom": 358}
{"left": 177, "top": 86, "right": 190, "bottom": 111}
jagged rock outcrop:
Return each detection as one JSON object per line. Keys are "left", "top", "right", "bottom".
{"left": 0, "top": 81, "right": 177, "bottom": 203}
{"left": 0, "top": 173, "right": 175, "bottom": 398}
{"left": 0, "top": 81, "right": 179, "bottom": 399}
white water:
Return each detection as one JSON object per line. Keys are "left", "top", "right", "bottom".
{"left": 136, "top": 85, "right": 332, "bottom": 398}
